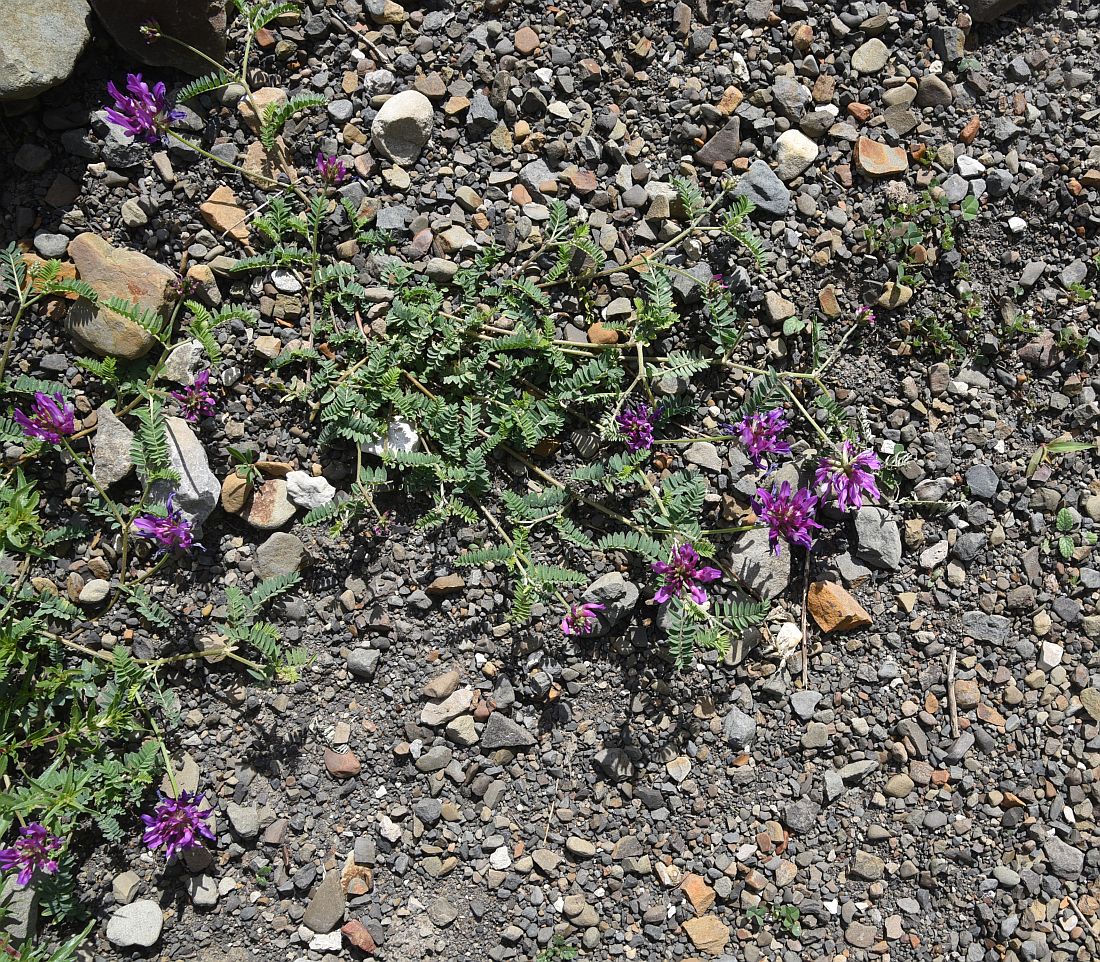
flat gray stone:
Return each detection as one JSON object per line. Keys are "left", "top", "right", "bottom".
{"left": 151, "top": 416, "right": 220, "bottom": 527}
{"left": 784, "top": 797, "right": 820, "bottom": 833}
{"left": 722, "top": 706, "right": 757, "bottom": 751}
{"left": 583, "top": 572, "right": 639, "bottom": 637}
{"left": 226, "top": 802, "right": 259, "bottom": 840}
{"left": 106, "top": 900, "right": 163, "bottom": 949}
{"left": 480, "top": 712, "right": 536, "bottom": 750}
{"left": 696, "top": 117, "right": 741, "bottom": 167}
{"left": 732, "top": 159, "right": 791, "bottom": 217}
{"left": 726, "top": 528, "right": 791, "bottom": 600}
{"left": 302, "top": 871, "right": 345, "bottom": 933}
{"left": 1, "top": 1, "right": 91, "bottom": 101}
{"left": 962, "top": 611, "right": 1011, "bottom": 643}
{"left": 853, "top": 506, "right": 902, "bottom": 570}
{"left": 0, "top": 878, "right": 37, "bottom": 941}
{"left": 255, "top": 532, "right": 307, "bottom": 579}
{"left": 1044, "top": 838, "right": 1084, "bottom": 879}
{"left": 347, "top": 648, "right": 380, "bottom": 680}
{"left": 427, "top": 896, "right": 458, "bottom": 928}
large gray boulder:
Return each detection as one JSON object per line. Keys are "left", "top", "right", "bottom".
{"left": 0, "top": 1, "right": 91, "bottom": 102}
{"left": 89, "top": 0, "right": 226, "bottom": 76}
{"left": 969, "top": 0, "right": 1028, "bottom": 23}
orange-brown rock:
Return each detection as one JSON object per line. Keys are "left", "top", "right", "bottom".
{"left": 807, "top": 581, "right": 872, "bottom": 633}
{"left": 200, "top": 185, "right": 251, "bottom": 247}
{"left": 587, "top": 322, "right": 619, "bottom": 344}
{"left": 323, "top": 748, "right": 360, "bottom": 778}
{"left": 854, "top": 137, "right": 908, "bottom": 177}
{"left": 683, "top": 916, "right": 730, "bottom": 955}
{"left": 717, "top": 85, "right": 743, "bottom": 115}
{"left": 220, "top": 473, "right": 252, "bottom": 514}
{"left": 847, "top": 102, "right": 873, "bottom": 122}
{"left": 514, "top": 26, "right": 540, "bottom": 56}
{"left": 341, "top": 920, "right": 376, "bottom": 952}
{"left": 960, "top": 116, "right": 980, "bottom": 145}
{"left": 680, "top": 873, "right": 716, "bottom": 914}
{"left": 67, "top": 232, "right": 172, "bottom": 359}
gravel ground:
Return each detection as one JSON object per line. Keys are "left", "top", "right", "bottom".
{"left": 2, "top": 1, "right": 1099, "bottom": 961}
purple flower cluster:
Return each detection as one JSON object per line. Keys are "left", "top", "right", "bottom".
{"left": 733, "top": 408, "right": 792, "bottom": 471}
{"left": 316, "top": 152, "right": 349, "bottom": 186}
{"left": 856, "top": 304, "right": 876, "bottom": 325}
{"left": 169, "top": 370, "right": 217, "bottom": 423}
{"left": 815, "top": 441, "right": 882, "bottom": 512}
{"left": 754, "top": 481, "right": 822, "bottom": 556}
{"left": 141, "top": 791, "right": 215, "bottom": 861}
{"left": 14, "top": 391, "right": 75, "bottom": 444}
{"left": 561, "top": 601, "right": 605, "bottom": 636}
{"left": 105, "top": 73, "right": 184, "bottom": 144}
{"left": 616, "top": 401, "right": 660, "bottom": 453}
{"left": 133, "top": 494, "right": 200, "bottom": 553}
{"left": 652, "top": 544, "right": 721, "bottom": 605}
{"left": 0, "top": 823, "right": 62, "bottom": 886}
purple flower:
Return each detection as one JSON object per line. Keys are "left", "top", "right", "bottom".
{"left": 753, "top": 481, "right": 822, "bottom": 556}
{"left": 711, "top": 273, "right": 728, "bottom": 290}
{"left": 815, "top": 441, "right": 882, "bottom": 512}
{"left": 316, "top": 152, "right": 348, "bottom": 186}
{"left": 139, "top": 18, "right": 162, "bottom": 43}
{"left": 561, "top": 601, "right": 605, "bottom": 636}
{"left": 13, "top": 391, "right": 75, "bottom": 444}
{"left": 105, "top": 73, "right": 185, "bottom": 144}
{"left": 141, "top": 791, "right": 215, "bottom": 862}
{"left": 651, "top": 544, "right": 722, "bottom": 605}
{"left": 616, "top": 401, "right": 660, "bottom": 453}
{"left": 856, "top": 304, "right": 876, "bottom": 325}
{"left": 133, "top": 494, "right": 200, "bottom": 553}
{"left": 0, "top": 823, "right": 62, "bottom": 887}
{"left": 169, "top": 370, "right": 216, "bottom": 423}
{"left": 732, "top": 408, "right": 792, "bottom": 471}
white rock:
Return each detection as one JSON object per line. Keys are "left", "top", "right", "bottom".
{"left": 364, "top": 418, "right": 420, "bottom": 457}
{"left": 1039, "top": 641, "right": 1064, "bottom": 672}
{"left": 956, "top": 155, "right": 986, "bottom": 178}
{"left": 309, "top": 931, "right": 343, "bottom": 952}
{"left": 774, "top": 129, "right": 819, "bottom": 182}
{"left": 1007, "top": 216, "right": 1027, "bottom": 234}
{"left": 919, "top": 541, "right": 949, "bottom": 569}
{"left": 371, "top": 90, "right": 434, "bottom": 165}
{"left": 775, "top": 622, "right": 803, "bottom": 663}
{"left": 285, "top": 470, "right": 336, "bottom": 509}
{"left": 489, "top": 847, "right": 512, "bottom": 870}
{"left": 271, "top": 268, "right": 302, "bottom": 294}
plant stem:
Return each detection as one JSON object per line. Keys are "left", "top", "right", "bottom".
{"left": 781, "top": 381, "right": 833, "bottom": 450}
{"left": 165, "top": 129, "right": 280, "bottom": 191}
{"left": 0, "top": 300, "right": 27, "bottom": 384}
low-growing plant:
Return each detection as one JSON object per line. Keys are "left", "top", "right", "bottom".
{"left": 535, "top": 936, "right": 578, "bottom": 962}
{"left": 746, "top": 901, "right": 803, "bottom": 937}
{"left": 1047, "top": 507, "right": 1097, "bottom": 561}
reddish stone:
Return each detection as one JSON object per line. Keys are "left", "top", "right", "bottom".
{"left": 960, "top": 115, "right": 980, "bottom": 145}
{"left": 569, "top": 168, "right": 598, "bottom": 194}
{"left": 324, "top": 748, "right": 361, "bottom": 779}
{"left": 587, "top": 322, "right": 619, "bottom": 345}
{"left": 341, "top": 920, "right": 377, "bottom": 953}
{"left": 808, "top": 581, "right": 873, "bottom": 633}
{"left": 515, "top": 26, "right": 540, "bottom": 56}
{"left": 853, "top": 137, "right": 908, "bottom": 178}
